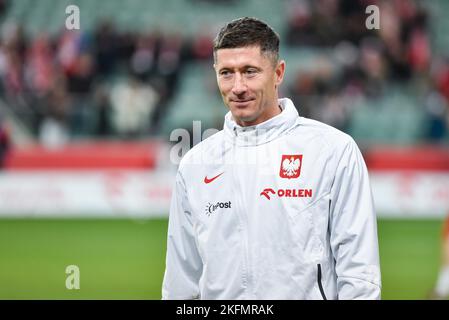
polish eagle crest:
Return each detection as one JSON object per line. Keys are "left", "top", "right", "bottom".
{"left": 279, "top": 155, "right": 303, "bottom": 179}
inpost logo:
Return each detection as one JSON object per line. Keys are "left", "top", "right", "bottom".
{"left": 205, "top": 201, "right": 231, "bottom": 217}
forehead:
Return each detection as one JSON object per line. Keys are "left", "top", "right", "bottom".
{"left": 215, "top": 46, "right": 270, "bottom": 68}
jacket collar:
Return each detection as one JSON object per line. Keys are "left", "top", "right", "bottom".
{"left": 223, "top": 98, "right": 300, "bottom": 146}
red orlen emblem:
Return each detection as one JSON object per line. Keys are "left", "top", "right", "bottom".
{"left": 279, "top": 155, "right": 303, "bottom": 179}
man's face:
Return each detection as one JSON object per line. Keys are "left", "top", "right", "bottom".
{"left": 214, "top": 46, "right": 285, "bottom": 127}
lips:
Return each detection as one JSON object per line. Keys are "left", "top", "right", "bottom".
{"left": 230, "top": 99, "right": 254, "bottom": 107}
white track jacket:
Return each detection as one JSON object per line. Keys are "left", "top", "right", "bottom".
{"left": 162, "top": 98, "right": 381, "bottom": 300}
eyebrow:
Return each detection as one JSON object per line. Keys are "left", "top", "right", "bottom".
{"left": 218, "top": 65, "right": 261, "bottom": 72}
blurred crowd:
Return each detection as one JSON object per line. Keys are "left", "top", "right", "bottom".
{"left": 285, "top": 0, "right": 449, "bottom": 141}
{"left": 0, "top": 0, "right": 448, "bottom": 146}
{"left": 0, "top": 18, "right": 214, "bottom": 146}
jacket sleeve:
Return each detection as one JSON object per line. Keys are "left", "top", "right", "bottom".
{"left": 329, "top": 138, "right": 381, "bottom": 300}
{"left": 162, "top": 170, "right": 203, "bottom": 299}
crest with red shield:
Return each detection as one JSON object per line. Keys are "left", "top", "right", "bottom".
{"left": 279, "top": 154, "right": 303, "bottom": 179}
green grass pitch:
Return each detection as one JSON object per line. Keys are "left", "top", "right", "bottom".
{"left": 0, "top": 218, "right": 444, "bottom": 299}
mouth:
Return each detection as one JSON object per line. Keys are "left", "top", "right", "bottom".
{"left": 230, "top": 98, "right": 255, "bottom": 108}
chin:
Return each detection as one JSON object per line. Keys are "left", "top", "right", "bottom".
{"left": 232, "top": 111, "right": 259, "bottom": 125}
{"left": 231, "top": 107, "right": 251, "bottom": 117}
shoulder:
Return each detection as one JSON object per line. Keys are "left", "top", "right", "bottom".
{"left": 296, "top": 117, "right": 366, "bottom": 175}
{"left": 297, "top": 117, "right": 356, "bottom": 152}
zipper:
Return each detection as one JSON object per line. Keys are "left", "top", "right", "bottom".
{"left": 230, "top": 146, "right": 251, "bottom": 298}
{"left": 317, "top": 264, "right": 327, "bottom": 300}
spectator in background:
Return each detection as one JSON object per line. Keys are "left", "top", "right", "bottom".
{"left": 25, "top": 33, "right": 55, "bottom": 97}
{"left": 38, "top": 72, "right": 70, "bottom": 148}
{"left": 94, "top": 20, "right": 118, "bottom": 77}
{"left": 378, "top": 0, "right": 410, "bottom": 80}
{"left": 434, "top": 58, "right": 449, "bottom": 105}
{"left": 92, "top": 84, "right": 112, "bottom": 137}
{"left": 155, "top": 32, "right": 185, "bottom": 99}
{"left": 130, "top": 31, "right": 159, "bottom": 81}
{"left": 190, "top": 27, "right": 214, "bottom": 61}
{"left": 67, "top": 52, "right": 96, "bottom": 136}
{"left": 1, "top": 44, "right": 24, "bottom": 100}
{"left": 288, "top": 71, "right": 320, "bottom": 120}
{"left": 116, "top": 30, "right": 137, "bottom": 65}
{"left": 285, "top": 0, "right": 316, "bottom": 46}
{"left": 0, "top": 117, "right": 10, "bottom": 168}
{"left": 0, "top": 22, "right": 26, "bottom": 100}
{"left": 110, "top": 75, "right": 159, "bottom": 138}
{"left": 56, "top": 30, "right": 81, "bottom": 76}
{"left": 0, "top": 30, "right": 38, "bottom": 132}
{"left": 150, "top": 32, "right": 186, "bottom": 131}
{"left": 312, "top": 0, "right": 343, "bottom": 46}
{"left": 425, "top": 57, "right": 449, "bottom": 141}
{"left": 338, "top": 0, "right": 370, "bottom": 45}
{"left": 424, "top": 90, "right": 448, "bottom": 141}
{"left": 1, "top": 21, "right": 26, "bottom": 61}
{"left": 67, "top": 52, "right": 95, "bottom": 94}
{"left": 358, "top": 38, "right": 387, "bottom": 98}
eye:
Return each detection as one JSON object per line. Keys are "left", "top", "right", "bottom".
{"left": 219, "top": 70, "right": 232, "bottom": 78}
{"left": 245, "top": 68, "right": 258, "bottom": 76}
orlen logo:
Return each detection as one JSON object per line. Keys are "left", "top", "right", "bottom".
{"left": 260, "top": 188, "right": 276, "bottom": 200}
{"left": 260, "top": 188, "right": 312, "bottom": 200}
{"left": 205, "top": 201, "right": 231, "bottom": 217}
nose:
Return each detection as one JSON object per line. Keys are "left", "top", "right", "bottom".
{"left": 231, "top": 73, "right": 247, "bottom": 96}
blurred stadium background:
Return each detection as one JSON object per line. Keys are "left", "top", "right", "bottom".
{"left": 0, "top": 0, "right": 448, "bottom": 299}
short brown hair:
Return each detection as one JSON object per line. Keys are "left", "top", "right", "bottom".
{"left": 213, "top": 17, "right": 280, "bottom": 65}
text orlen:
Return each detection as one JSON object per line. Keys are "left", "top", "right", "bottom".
{"left": 279, "top": 189, "right": 312, "bottom": 197}
{"left": 260, "top": 188, "right": 313, "bottom": 200}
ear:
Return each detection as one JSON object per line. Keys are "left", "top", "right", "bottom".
{"left": 275, "top": 60, "right": 286, "bottom": 87}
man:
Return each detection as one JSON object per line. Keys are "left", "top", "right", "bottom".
{"left": 162, "top": 17, "right": 381, "bottom": 300}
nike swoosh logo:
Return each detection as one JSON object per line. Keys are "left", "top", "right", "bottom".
{"left": 204, "top": 172, "right": 224, "bottom": 184}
